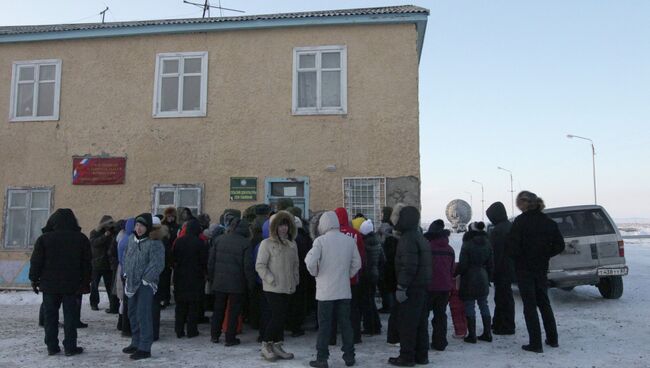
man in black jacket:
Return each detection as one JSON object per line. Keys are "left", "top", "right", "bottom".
{"left": 508, "top": 191, "right": 565, "bottom": 353}
{"left": 89, "top": 215, "right": 119, "bottom": 313}
{"left": 389, "top": 205, "right": 432, "bottom": 367}
{"left": 486, "top": 202, "right": 516, "bottom": 335}
{"left": 30, "top": 209, "right": 91, "bottom": 356}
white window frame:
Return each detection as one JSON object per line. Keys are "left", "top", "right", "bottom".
{"left": 3, "top": 187, "right": 53, "bottom": 249}
{"left": 9, "top": 59, "right": 62, "bottom": 122}
{"left": 343, "top": 177, "right": 386, "bottom": 226}
{"left": 152, "top": 184, "right": 203, "bottom": 216}
{"left": 152, "top": 52, "right": 208, "bottom": 118}
{"left": 292, "top": 45, "right": 347, "bottom": 115}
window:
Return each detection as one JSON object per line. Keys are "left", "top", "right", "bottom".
{"left": 4, "top": 188, "right": 52, "bottom": 249}
{"left": 549, "top": 209, "right": 615, "bottom": 238}
{"left": 293, "top": 45, "right": 347, "bottom": 115}
{"left": 152, "top": 184, "right": 203, "bottom": 216}
{"left": 343, "top": 177, "right": 386, "bottom": 225}
{"left": 9, "top": 60, "right": 62, "bottom": 121}
{"left": 153, "top": 52, "right": 208, "bottom": 118}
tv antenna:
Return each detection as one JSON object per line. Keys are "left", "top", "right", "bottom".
{"left": 99, "top": 6, "right": 109, "bottom": 24}
{"left": 182, "top": 0, "right": 244, "bottom": 18}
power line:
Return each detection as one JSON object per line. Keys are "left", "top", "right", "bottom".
{"left": 182, "top": 0, "right": 244, "bottom": 18}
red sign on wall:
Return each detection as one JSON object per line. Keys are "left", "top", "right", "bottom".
{"left": 72, "top": 157, "right": 126, "bottom": 185}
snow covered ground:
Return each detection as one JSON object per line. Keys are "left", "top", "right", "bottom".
{"left": 0, "top": 236, "right": 648, "bottom": 368}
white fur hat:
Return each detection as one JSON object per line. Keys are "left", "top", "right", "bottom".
{"left": 360, "top": 219, "right": 374, "bottom": 235}
{"left": 152, "top": 216, "right": 162, "bottom": 227}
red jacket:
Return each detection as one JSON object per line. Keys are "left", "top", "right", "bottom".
{"left": 335, "top": 208, "right": 366, "bottom": 285}
{"left": 173, "top": 221, "right": 208, "bottom": 250}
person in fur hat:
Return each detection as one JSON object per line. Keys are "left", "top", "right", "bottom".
{"left": 255, "top": 211, "right": 300, "bottom": 362}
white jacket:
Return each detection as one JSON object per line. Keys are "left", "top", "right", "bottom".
{"left": 305, "top": 211, "right": 362, "bottom": 301}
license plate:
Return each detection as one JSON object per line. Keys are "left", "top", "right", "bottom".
{"left": 597, "top": 267, "right": 628, "bottom": 277}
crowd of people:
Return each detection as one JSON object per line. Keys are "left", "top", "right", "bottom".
{"left": 28, "top": 190, "right": 566, "bottom": 366}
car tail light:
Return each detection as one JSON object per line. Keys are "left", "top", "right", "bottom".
{"left": 618, "top": 240, "right": 625, "bottom": 257}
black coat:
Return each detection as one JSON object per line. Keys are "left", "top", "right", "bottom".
{"left": 507, "top": 209, "right": 565, "bottom": 277}
{"left": 29, "top": 209, "right": 92, "bottom": 295}
{"left": 208, "top": 219, "right": 255, "bottom": 294}
{"left": 394, "top": 206, "right": 432, "bottom": 289}
{"left": 172, "top": 220, "right": 208, "bottom": 301}
{"left": 486, "top": 202, "right": 514, "bottom": 283}
{"left": 89, "top": 229, "right": 114, "bottom": 271}
{"left": 382, "top": 235, "right": 398, "bottom": 292}
{"left": 456, "top": 231, "right": 494, "bottom": 300}
{"left": 295, "top": 228, "right": 315, "bottom": 292}
{"left": 362, "top": 232, "right": 386, "bottom": 285}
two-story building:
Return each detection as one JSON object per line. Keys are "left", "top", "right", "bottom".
{"left": 0, "top": 5, "right": 428, "bottom": 287}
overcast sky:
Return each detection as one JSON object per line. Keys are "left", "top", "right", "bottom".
{"left": 2, "top": 0, "right": 649, "bottom": 222}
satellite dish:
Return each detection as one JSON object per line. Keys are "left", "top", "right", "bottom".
{"left": 446, "top": 199, "right": 472, "bottom": 233}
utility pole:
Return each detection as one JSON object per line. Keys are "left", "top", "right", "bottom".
{"left": 472, "top": 180, "right": 485, "bottom": 222}
{"left": 100, "top": 7, "right": 109, "bottom": 24}
{"left": 497, "top": 166, "right": 515, "bottom": 217}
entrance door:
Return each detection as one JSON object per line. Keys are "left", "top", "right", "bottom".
{"left": 265, "top": 177, "right": 310, "bottom": 217}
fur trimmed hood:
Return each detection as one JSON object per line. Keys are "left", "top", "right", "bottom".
{"left": 269, "top": 210, "right": 297, "bottom": 243}
{"left": 150, "top": 222, "right": 169, "bottom": 241}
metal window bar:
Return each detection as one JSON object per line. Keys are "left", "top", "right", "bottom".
{"left": 343, "top": 177, "right": 386, "bottom": 226}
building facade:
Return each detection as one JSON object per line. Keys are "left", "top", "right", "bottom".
{"left": 0, "top": 6, "right": 428, "bottom": 287}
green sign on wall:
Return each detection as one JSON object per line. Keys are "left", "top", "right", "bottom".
{"left": 230, "top": 177, "right": 257, "bottom": 201}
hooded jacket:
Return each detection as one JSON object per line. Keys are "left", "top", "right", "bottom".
{"left": 29, "top": 209, "right": 92, "bottom": 294}
{"left": 334, "top": 208, "right": 366, "bottom": 285}
{"left": 173, "top": 220, "right": 208, "bottom": 301}
{"left": 305, "top": 211, "right": 362, "bottom": 301}
{"left": 123, "top": 213, "right": 165, "bottom": 296}
{"left": 117, "top": 218, "right": 135, "bottom": 267}
{"left": 361, "top": 231, "right": 385, "bottom": 285}
{"left": 393, "top": 206, "right": 432, "bottom": 289}
{"left": 89, "top": 215, "right": 115, "bottom": 271}
{"left": 507, "top": 208, "right": 565, "bottom": 277}
{"left": 456, "top": 228, "right": 494, "bottom": 300}
{"left": 209, "top": 219, "right": 255, "bottom": 294}
{"left": 486, "top": 202, "right": 515, "bottom": 282}
{"left": 424, "top": 223, "right": 455, "bottom": 292}
{"left": 255, "top": 211, "right": 300, "bottom": 294}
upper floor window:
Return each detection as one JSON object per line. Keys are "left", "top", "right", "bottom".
{"left": 10, "top": 60, "right": 62, "bottom": 122}
{"left": 4, "top": 187, "right": 52, "bottom": 249}
{"left": 153, "top": 52, "right": 208, "bottom": 118}
{"left": 293, "top": 45, "right": 347, "bottom": 115}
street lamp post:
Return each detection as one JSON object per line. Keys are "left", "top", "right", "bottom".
{"left": 497, "top": 166, "right": 515, "bottom": 217}
{"left": 567, "top": 134, "right": 597, "bottom": 204}
{"left": 472, "top": 180, "right": 485, "bottom": 221}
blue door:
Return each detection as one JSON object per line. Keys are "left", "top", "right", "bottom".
{"left": 265, "top": 177, "right": 310, "bottom": 218}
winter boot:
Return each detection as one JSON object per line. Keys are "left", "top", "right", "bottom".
{"left": 261, "top": 342, "right": 278, "bottom": 362}
{"left": 309, "top": 360, "right": 329, "bottom": 368}
{"left": 478, "top": 315, "right": 493, "bottom": 342}
{"left": 522, "top": 344, "right": 543, "bottom": 353}
{"left": 464, "top": 317, "right": 477, "bottom": 344}
{"left": 271, "top": 342, "right": 294, "bottom": 360}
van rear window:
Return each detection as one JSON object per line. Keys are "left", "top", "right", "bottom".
{"left": 549, "top": 209, "right": 615, "bottom": 238}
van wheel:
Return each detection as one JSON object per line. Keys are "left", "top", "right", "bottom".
{"left": 561, "top": 287, "right": 575, "bottom": 292}
{"left": 597, "top": 276, "right": 624, "bottom": 299}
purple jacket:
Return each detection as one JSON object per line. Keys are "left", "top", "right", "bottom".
{"left": 427, "top": 237, "right": 455, "bottom": 292}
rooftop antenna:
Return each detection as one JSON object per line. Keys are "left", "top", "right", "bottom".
{"left": 182, "top": 0, "right": 244, "bottom": 18}
{"left": 99, "top": 6, "right": 109, "bottom": 24}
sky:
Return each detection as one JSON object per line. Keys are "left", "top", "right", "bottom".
{"left": 2, "top": 0, "right": 649, "bottom": 222}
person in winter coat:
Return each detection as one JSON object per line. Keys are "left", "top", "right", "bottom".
{"left": 208, "top": 218, "right": 255, "bottom": 345}
{"left": 89, "top": 215, "right": 120, "bottom": 313}
{"left": 116, "top": 217, "right": 135, "bottom": 336}
{"left": 173, "top": 219, "right": 208, "bottom": 339}
{"left": 351, "top": 213, "right": 366, "bottom": 232}
{"left": 507, "top": 191, "right": 565, "bottom": 353}
{"left": 122, "top": 213, "right": 165, "bottom": 361}
{"left": 333, "top": 207, "right": 365, "bottom": 344}
{"left": 255, "top": 211, "right": 300, "bottom": 362}
{"left": 378, "top": 207, "right": 396, "bottom": 313}
{"left": 456, "top": 222, "right": 494, "bottom": 344}
{"left": 359, "top": 219, "right": 385, "bottom": 336}
{"left": 159, "top": 207, "right": 179, "bottom": 308}
{"left": 486, "top": 202, "right": 516, "bottom": 335}
{"left": 305, "top": 211, "right": 362, "bottom": 368}
{"left": 148, "top": 217, "right": 167, "bottom": 341}
{"left": 30, "top": 209, "right": 91, "bottom": 357}
{"left": 424, "top": 219, "right": 455, "bottom": 351}
{"left": 286, "top": 214, "right": 314, "bottom": 337}
{"left": 389, "top": 205, "right": 433, "bottom": 367}
{"left": 253, "top": 218, "right": 272, "bottom": 343}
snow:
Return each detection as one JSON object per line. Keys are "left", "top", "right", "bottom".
{"left": 1, "top": 239, "right": 649, "bottom": 367}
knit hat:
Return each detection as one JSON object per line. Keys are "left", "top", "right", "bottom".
{"left": 428, "top": 219, "right": 445, "bottom": 233}
{"left": 152, "top": 216, "right": 162, "bottom": 227}
{"left": 469, "top": 221, "right": 486, "bottom": 232}
{"left": 287, "top": 206, "right": 303, "bottom": 219}
{"left": 360, "top": 219, "right": 374, "bottom": 235}
{"left": 352, "top": 217, "right": 366, "bottom": 231}
{"left": 293, "top": 216, "right": 303, "bottom": 229}
{"left": 255, "top": 204, "right": 272, "bottom": 216}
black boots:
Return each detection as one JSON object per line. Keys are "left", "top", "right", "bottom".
{"left": 478, "top": 315, "right": 493, "bottom": 342}
{"left": 464, "top": 317, "right": 477, "bottom": 344}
